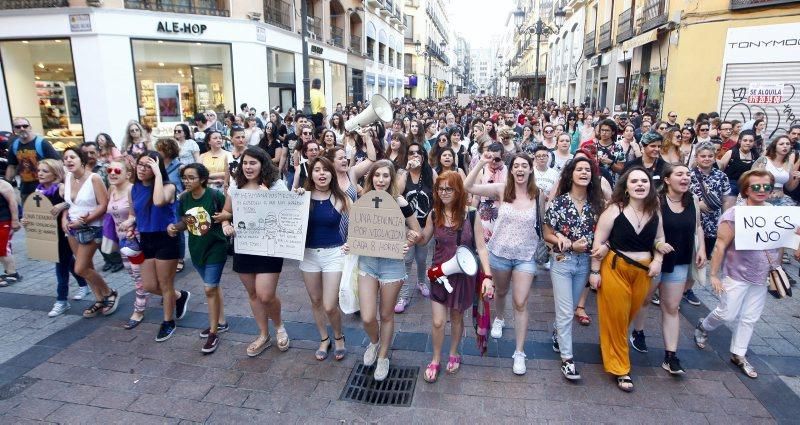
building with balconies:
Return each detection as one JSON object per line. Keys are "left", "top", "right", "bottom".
{"left": 0, "top": 0, "right": 405, "bottom": 141}
{"left": 402, "top": 0, "right": 453, "bottom": 99}
{"left": 545, "top": 0, "right": 585, "bottom": 107}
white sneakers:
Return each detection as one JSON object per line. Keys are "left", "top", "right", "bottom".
{"left": 374, "top": 358, "right": 390, "bottom": 381}
{"left": 363, "top": 342, "right": 380, "bottom": 367}
{"left": 490, "top": 318, "right": 505, "bottom": 339}
{"left": 512, "top": 351, "right": 527, "bottom": 375}
{"left": 48, "top": 301, "right": 70, "bottom": 317}
{"left": 73, "top": 286, "right": 91, "bottom": 300}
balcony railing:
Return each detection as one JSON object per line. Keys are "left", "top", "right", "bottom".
{"left": 584, "top": 30, "right": 596, "bottom": 57}
{"left": 0, "top": 0, "right": 69, "bottom": 8}
{"left": 598, "top": 21, "right": 612, "bottom": 51}
{"left": 617, "top": 8, "right": 634, "bottom": 43}
{"left": 331, "top": 26, "right": 344, "bottom": 48}
{"left": 640, "top": 0, "right": 668, "bottom": 33}
{"left": 350, "top": 34, "right": 362, "bottom": 54}
{"left": 309, "top": 16, "right": 322, "bottom": 40}
{"left": 124, "top": 0, "right": 230, "bottom": 17}
{"left": 264, "top": 0, "right": 292, "bottom": 31}
{"left": 730, "top": 0, "right": 800, "bottom": 9}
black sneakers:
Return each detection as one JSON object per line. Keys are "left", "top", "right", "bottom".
{"left": 200, "top": 322, "right": 229, "bottom": 338}
{"left": 662, "top": 354, "right": 686, "bottom": 375}
{"left": 683, "top": 289, "right": 701, "bottom": 306}
{"left": 202, "top": 333, "right": 219, "bottom": 354}
{"left": 156, "top": 320, "right": 176, "bottom": 342}
{"left": 175, "top": 290, "right": 191, "bottom": 320}
{"left": 630, "top": 330, "right": 648, "bottom": 353}
{"left": 561, "top": 359, "right": 581, "bottom": 380}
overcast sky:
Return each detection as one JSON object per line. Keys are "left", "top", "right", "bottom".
{"left": 449, "top": 0, "right": 515, "bottom": 49}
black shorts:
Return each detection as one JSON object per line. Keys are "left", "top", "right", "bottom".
{"left": 233, "top": 253, "right": 283, "bottom": 274}
{"left": 140, "top": 231, "right": 181, "bottom": 260}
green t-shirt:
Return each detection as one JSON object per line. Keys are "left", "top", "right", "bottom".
{"left": 178, "top": 189, "right": 228, "bottom": 266}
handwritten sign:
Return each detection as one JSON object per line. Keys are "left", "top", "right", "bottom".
{"left": 23, "top": 194, "right": 59, "bottom": 262}
{"left": 457, "top": 93, "right": 471, "bottom": 107}
{"left": 347, "top": 190, "right": 407, "bottom": 260}
{"left": 230, "top": 189, "right": 310, "bottom": 261}
{"left": 734, "top": 206, "right": 800, "bottom": 250}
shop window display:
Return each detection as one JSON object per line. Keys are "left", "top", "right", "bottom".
{"left": 0, "top": 39, "right": 84, "bottom": 150}
{"left": 132, "top": 39, "right": 233, "bottom": 138}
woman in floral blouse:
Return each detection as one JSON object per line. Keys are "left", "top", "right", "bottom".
{"left": 543, "top": 157, "right": 605, "bottom": 381}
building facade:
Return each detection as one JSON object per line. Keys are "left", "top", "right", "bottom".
{"left": 402, "top": 0, "right": 453, "bottom": 99}
{"left": 0, "top": 0, "right": 405, "bottom": 143}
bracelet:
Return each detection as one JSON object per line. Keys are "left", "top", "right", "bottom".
{"left": 590, "top": 271, "right": 600, "bottom": 276}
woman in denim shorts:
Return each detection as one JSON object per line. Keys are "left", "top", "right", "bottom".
{"left": 350, "top": 160, "right": 421, "bottom": 382}
{"left": 296, "top": 157, "right": 351, "bottom": 362}
{"left": 630, "top": 164, "right": 706, "bottom": 375}
{"left": 168, "top": 163, "right": 229, "bottom": 355}
{"left": 464, "top": 152, "right": 543, "bottom": 375}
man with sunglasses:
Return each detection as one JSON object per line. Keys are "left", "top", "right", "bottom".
{"left": 695, "top": 121, "right": 712, "bottom": 144}
{"left": 6, "top": 118, "right": 60, "bottom": 203}
{"left": 666, "top": 111, "right": 678, "bottom": 127}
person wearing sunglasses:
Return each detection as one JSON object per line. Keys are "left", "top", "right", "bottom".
{"left": 6, "top": 117, "right": 61, "bottom": 203}
{"left": 82, "top": 142, "right": 125, "bottom": 274}
{"left": 174, "top": 123, "right": 200, "bottom": 166}
{"left": 695, "top": 121, "right": 712, "bottom": 144}
{"left": 694, "top": 170, "right": 797, "bottom": 379}
{"left": 417, "top": 171, "right": 493, "bottom": 383}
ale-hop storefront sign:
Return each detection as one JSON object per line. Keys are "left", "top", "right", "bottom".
{"left": 157, "top": 21, "right": 208, "bottom": 35}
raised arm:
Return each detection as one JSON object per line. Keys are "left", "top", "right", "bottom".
{"left": 464, "top": 153, "right": 503, "bottom": 200}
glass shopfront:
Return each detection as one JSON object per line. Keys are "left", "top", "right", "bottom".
{"left": 310, "top": 58, "right": 325, "bottom": 91}
{"left": 132, "top": 39, "right": 233, "bottom": 138}
{"left": 268, "top": 48, "right": 296, "bottom": 113}
{"left": 0, "top": 39, "right": 84, "bottom": 150}
{"left": 330, "top": 62, "right": 346, "bottom": 108}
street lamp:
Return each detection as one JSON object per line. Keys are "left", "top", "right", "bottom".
{"left": 497, "top": 54, "right": 514, "bottom": 98}
{"left": 513, "top": 6, "right": 565, "bottom": 101}
{"left": 300, "top": 0, "right": 312, "bottom": 114}
{"left": 415, "top": 39, "right": 447, "bottom": 99}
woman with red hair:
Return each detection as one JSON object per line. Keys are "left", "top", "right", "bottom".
{"left": 418, "top": 171, "right": 493, "bottom": 383}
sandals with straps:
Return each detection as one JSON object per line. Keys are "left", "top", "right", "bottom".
{"left": 333, "top": 335, "right": 347, "bottom": 361}
{"left": 616, "top": 375, "right": 634, "bottom": 392}
{"left": 276, "top": 326, "right": 290, "bottom": 352}
{"left": 423, "top": 362, "right": 440, "bottom": 383}
{"left": 446, "top": 355, "right": 462, "bottom": 374}
{"left": 575, "top": 306, "right": 591, "bottom": 326}
{"left": 731, "top": 356, "right": 758, "bottom": 379}
{"left": 83, "top": 301, "right": 105, "bottom": 318}
{"left": 315, "top": 337, "right": 331, "bottom": 361}
{"left": 102, "top": 290, "right": 119, "bottom": 316}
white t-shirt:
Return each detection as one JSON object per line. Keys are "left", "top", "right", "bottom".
{"left": 178, "top": 139, "right": 200, "bottom": 165}
{"left": 534, "top": 167, "right": 559, "bottom": 198}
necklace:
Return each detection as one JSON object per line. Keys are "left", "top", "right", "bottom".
{"left": 630, "top": 207, "right": 646, "bottom": 230}
{"left": 666, "top": 195, "right": 682, "bottom": 203}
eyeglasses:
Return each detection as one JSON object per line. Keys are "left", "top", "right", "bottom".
{"left": 302, "top": 132, "right": 312, "bottom": 135}
{"left": 699, "top": 128, "right": 709, "bottom": 132}
{"left": 749, "top": 183, "right": 773, "bottom": 192}
{"left": 436, "top": 187, "right": 454, "bottom": 194}
{"left": 13, "top": 124, "right": 30, "bottom": 130}
{"left": 106, "top": 167, "right": 123, "bottom": 175}
{"left": 490, "top": 157, "right": 503, "bottom": 163}
{"left": 544, "top": 130, "right": 553, "bottom": 134}
{"left": 669, "top": 115, "right": 677, "bottom": 118}
{"left": 174, "top": 129, "right": 183, "bottom": 134}
{"left": 136, "top": 163, "right": 150, "bottom": 169}
{"left": 181, "top": 176, "right": 198, "bottom": 182}
{"left": 408, "top": 150, "right": 421, "bottom": 156}
{"left": 658, "top": 126, "right": 668, "bottom": 131}
{"left": 534, "top": 154, "right": 550, "bottom": 159}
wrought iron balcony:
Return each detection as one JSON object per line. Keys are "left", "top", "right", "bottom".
{"left": 350, "top": 34, "right": 362, "bottom": 55}
{"left": 0, "top": 0, "right": 69, "bottom": 8}
{"left": 598, "top": 21, "right": 612, "bottom": 51}
{"left": 331, "top": 26, "right": 344, "bottom": 48}
{"left": 730, "top": 0, "right": 800, "bottom": 9}
{"left": 617, "top": 8, "right": 634, "bottom": 43}
{"left": 264, "top": 0, "right": 292, "bottom": 31}
{"left": 309, "top": 16, "right": 322, "bottom": 40}
{"left": 639, "top": 0, "right": 668, "bottom": 33}
{"left": 124, "top": 0, "right": 230, "bottom": 17}
{"left": 584, "top": 30, "right": 596, "bottom": 57}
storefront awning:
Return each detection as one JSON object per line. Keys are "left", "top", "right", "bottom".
{"left": 621, "top": 29, "right": 658, "bottom": 52}
{"left": 509, "top": 73, "right": 544, "bottom": 82}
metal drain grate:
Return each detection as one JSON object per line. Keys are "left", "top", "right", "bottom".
{"left": 339, "top": 362, "right": 418, "bottom": 406}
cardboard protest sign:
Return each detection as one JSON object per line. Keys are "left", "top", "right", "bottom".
{"left": 734, "top": 206, "right": 800, "bottom": 250}
{"left": 457, "top": 93, "right": 471, "bottom": 107}
{"left": 23, "top": 193, "right": 59, "bottom": 262}
{"left": 347, "top": 190, "right": 407, "bottom": 260}
{"left": 230, "top": 189, "right": 310, "bottom": 261}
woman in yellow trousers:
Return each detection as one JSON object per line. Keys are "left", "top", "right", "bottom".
{"left": 589, "top": 166, "right": 669, "bottom": 392}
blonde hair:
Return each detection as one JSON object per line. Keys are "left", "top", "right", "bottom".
{"left": 362, "top": 159, "right": 399, "bottom": 197}
{"left": 38, "top": 159, "right": 65, "bottom": 183}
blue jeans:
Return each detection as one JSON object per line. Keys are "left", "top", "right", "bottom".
{"left": 56, "top": 257, "right": 88, "bottom": 302}
{"left": 550, "top": 252, "right": 590, "bottom": 360}
{"left": 193, "top": 262, "right": 226, "bottom": 287}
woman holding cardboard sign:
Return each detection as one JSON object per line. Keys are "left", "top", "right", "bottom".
{"left": 222, "top": 147, "right": 291, "bottom": 357}
{"left": 418, "top": 171, "right": 493, "bottom": 383}
{"left": 345, "top": 159, "right": 421, "bottom": 382}
{"left": 694, "top": 169, "right": 791, "bottom": 379}
{"left": 464, "top": 151, "right": 543, "bottom": 376}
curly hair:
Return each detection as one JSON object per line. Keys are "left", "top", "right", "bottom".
{"left": 234, "top": 147, "right": 280, "bottom": 188}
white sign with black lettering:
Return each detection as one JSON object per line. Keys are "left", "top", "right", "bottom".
{"left": 734, "top": 206, "right": 800, "bottom": 250}
{"left": 231, "top": 189, "right": 310, "bottom": 261}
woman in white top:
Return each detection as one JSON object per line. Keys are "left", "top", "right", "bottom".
{"left": 464, "top": 151, "right": 543, "bottom": 376}
{"left": 61, "top": 147, "right": 116, "bottom": 318}
{"left": 551, "top": 134, "right": 574, "bottom": 174}
{"left": 753, "top": 135, "right": 799, "bottom": 206}
{"left": 174, "top": 123, "right": 200, "bottom": 166}
{"left": 245, "top": 115, "right": 263, "bottom": 146}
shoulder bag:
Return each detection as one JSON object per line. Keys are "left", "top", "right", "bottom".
{"left": 766, "top": 251, "right": 792, "bottom": 299}
{"left": 534, "top": 192, "right": 550, "bottom": 265}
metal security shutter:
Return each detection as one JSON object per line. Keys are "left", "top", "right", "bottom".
{"left": 719, "top": 62, "right": 800, "bottom": 140}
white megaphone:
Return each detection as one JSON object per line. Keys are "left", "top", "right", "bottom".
{"left": 344, "top": 94, "right": 393, "bottom": 132}
{"left": 426, "top": 246, "right": 479, "bottom": 293}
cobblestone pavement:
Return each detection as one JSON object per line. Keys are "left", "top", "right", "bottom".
{"left": 1, "top": 229, "right": 799, "bottom": 423}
